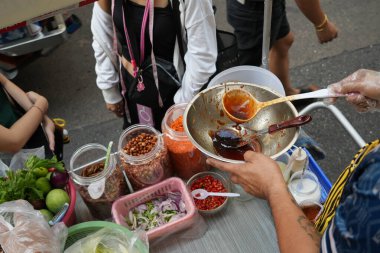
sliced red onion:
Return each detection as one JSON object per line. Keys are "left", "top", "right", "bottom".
{"left": 125, "top": 192, "right": 187, "bottom": 231}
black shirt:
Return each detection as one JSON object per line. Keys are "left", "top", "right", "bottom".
{"left": 113, "top": 0, "right": 176, "bottom": 64}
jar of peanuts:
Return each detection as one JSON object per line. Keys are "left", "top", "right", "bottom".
{"left": 69, "top": 143, "right": 127, "bottom": 220}
{"left": 118, "top": 124, "right": 173, "bottom": 190}
{"left": 161, "top": 103, "right": 208, "bottom": 180}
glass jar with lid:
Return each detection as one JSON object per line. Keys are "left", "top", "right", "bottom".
{"left": 69, "top": 143, "right": 127, "bottom": 220}
{"left": 161, "top": 103, "right": 208, "bottom": 180}
{"left": 118, "top": 124, "right": 173, "bottom": 190}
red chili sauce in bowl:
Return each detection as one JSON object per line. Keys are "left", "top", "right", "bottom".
{"left": 189, "top": 174, "right": 227, "bottom": 211}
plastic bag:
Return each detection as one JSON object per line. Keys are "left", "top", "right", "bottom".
{"left": 64, "top": 227, "right": 149, "bottom": 253}
{"left": 0, "top": 200, "right": 67, "bottom": 253}
{"left": 9, "top": 146, "right": 45, "bottom": 170}
{"left": 0, "top": 159, "right": 9, "bottom": 177}
{"left": 326, "top": 69, "right": 380, "bottom": 112}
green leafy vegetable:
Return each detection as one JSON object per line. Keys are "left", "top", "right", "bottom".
{"left": 0, "top": 169, "right": 43, "bottom": 204}
{"left": 0, "top": 155, "right": 64, "bottom": 205}
{"left": 25, "top": 155, "right": 65, "bottom": 172}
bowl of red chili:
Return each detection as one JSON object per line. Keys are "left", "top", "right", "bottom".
{"left": 187, "top": 171, "right": 231, "bottom": 215}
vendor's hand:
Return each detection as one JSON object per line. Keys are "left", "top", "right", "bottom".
{"left": 42, "top": 116, "right": 55, "bottom": 151}
{"left": 316, "top": 20, "right": 338, "bottom": 44}
{"left": 106, "top": 101, "right": 125, "bottom": 117}
{"left": 206, "top": 151, "right": 287, "bottom": 200}
{"left": 327, "top": 69, "right": 380, "bottom": 112}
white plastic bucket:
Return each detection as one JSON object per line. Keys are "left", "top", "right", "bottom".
{"left": 208, "top": 65, "right": 285, "bottom": 96}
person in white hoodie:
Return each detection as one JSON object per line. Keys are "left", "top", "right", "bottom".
{"left": 91, "top": 0, "right": 217, "bottom": 129}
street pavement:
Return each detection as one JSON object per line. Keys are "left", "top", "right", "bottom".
{"left": 12, "top": 0, "right": 380, "bottom": 184}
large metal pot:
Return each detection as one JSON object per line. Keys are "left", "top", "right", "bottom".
{"left": 183, "top": 82, "right": 299, "bottom": 164}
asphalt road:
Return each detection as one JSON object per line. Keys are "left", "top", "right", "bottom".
{"left": 12, "top": 0, "right": 380, "bottom": 184}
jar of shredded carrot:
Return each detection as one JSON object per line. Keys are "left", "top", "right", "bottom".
{"left": 161, "top": 103, "right": 208, "bottom": 179}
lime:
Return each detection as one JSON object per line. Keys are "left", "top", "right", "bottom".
{"left": 46, "top": 189, "right": 70, "bottom": 214}
{"left": 36, "top": 177, "right": 52, "bottom": 195}
{"left": 32, "top": 167, "right": 48, "bottom": 177}
{"left": 39, "top": 209, "right": 54, "bottom": 222}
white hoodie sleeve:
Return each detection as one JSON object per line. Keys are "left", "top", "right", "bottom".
{"left": 91, "top": 2, "right": 122, "bottom": 104}
{"left": 173, "top": 0, "right": 217, "bottom": 104}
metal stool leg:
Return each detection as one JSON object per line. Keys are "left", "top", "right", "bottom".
{"left": 299, "top": 102, "right": 366, "bottom": 148}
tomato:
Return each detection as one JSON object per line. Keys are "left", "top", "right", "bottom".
{"left": 48, "top": 167, "right": 56, "bottom": 172}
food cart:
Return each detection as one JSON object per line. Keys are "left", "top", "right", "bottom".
{"left": 0, "top": 1, "right": 366, "bottom": 252}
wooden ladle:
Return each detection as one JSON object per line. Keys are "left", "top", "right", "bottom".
{"left": 222, "top": 88, "right": 342, "bottom": 123}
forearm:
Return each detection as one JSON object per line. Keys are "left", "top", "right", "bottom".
{"left": 294, "top": 0, "right": 326, "bottom": 26}
{"left": 0, "top": 102, "right": 46, "bottom": 153}
{"left": 268, "top": 186, "right": 320, "bottom": 253}
{"left": 0, "top": 77, "right": 33, "bottom": 111}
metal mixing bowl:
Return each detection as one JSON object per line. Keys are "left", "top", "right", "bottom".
{"left": 183, "top": 82, "right": 299, "bottom": 164}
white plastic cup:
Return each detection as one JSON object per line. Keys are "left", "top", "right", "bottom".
{"left": 288, "top": 170, "right": 321, "bottom": 205}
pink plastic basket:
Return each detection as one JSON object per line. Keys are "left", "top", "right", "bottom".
{"left": 62, "top": 179, "right": 77, "bottom": 226}
{"left": 112, "top": 177, "right": 196, "bottom": 242}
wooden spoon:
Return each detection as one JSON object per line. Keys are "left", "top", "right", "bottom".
{"left": 222, "top": 88, "right": 343, "bottom": 123}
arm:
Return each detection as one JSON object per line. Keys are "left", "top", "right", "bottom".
{"left": 91, "top": 0, "right": 124, "bottom": 117}
{"left": 0, "top": 74, "right": 55, "bottom": 151}
{"left": 173, "top": 0, "right": 217, "bottom": 103}
{"left": 0, "top": 74, "right": 48, "bottom": 153}
{"left": 0, "top": 74, "right": 35, "bottom": 111}
{"left": 268, "top": 184, "right": 320, "bottom": 252}
{"left": 207, "top": 152, "right": 320, "bottom": 253}
{"left": 294, "top": 0, "right": 338, "bottom": 43}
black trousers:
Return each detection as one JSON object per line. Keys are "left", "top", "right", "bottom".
{"left": 227, "top": 0, "right": 291, "bottom": 66}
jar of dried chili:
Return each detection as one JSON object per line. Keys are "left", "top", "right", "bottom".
{"left": 161, "top": 103, "right": 208, "bottom": 180}
{"left": 118, "top": 124, "right": 173, "bottom": 190}
{"left": 69, "top": 143, "right": 127, "bottom": 220}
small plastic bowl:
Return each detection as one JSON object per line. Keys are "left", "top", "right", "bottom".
{"left": 187, "top": 171, "right": 231, "bottom": 215}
